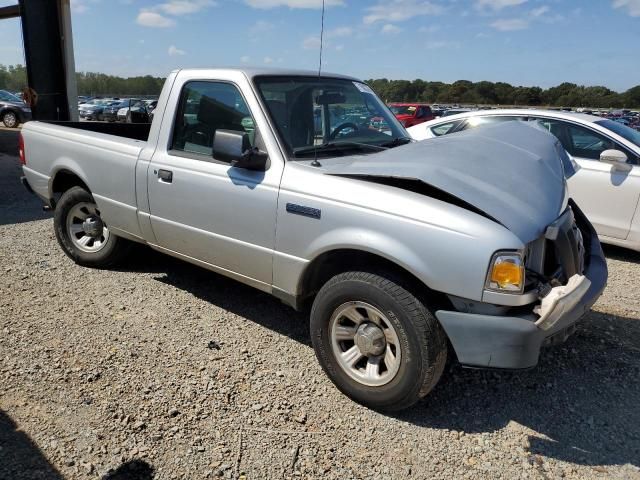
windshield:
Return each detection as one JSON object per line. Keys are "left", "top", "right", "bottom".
{"left": 254, "top": 76, "right": 408, "bottom": 158}
{"left": 389, "top": 105, "right": 416, "bottom": 116}
{"left": 595, "top": 119, "right": 640, "bottom": 148}
{"left": 0, "top": 90, "right": 22, "bottom": 103}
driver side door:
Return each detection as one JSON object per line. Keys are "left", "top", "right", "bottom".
{"left": 147, "top": 80, "right": 282, "bottom": 288}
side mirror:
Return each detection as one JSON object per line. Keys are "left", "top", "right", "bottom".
{"left": 213, "top": 129, "right": 268, "bottom": 171}
{"left": 600, "top": 149, "right": 628, "bottom": 166}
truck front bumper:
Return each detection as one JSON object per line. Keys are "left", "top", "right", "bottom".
{"left": 435, "top": 209, "right": 607, "bottom": 370}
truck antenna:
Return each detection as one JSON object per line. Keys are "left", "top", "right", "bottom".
{"left": 311, "top": 0, "right": 326, "bottom": 168}
{"left": 318, "top": 0, "right": 325, "bottom": 77}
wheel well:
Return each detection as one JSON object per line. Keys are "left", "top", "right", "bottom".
{"left": 51, "top": 170, "right": 90, "bottom": 198}
{"left": 298, "top": 249, "right": 447, "bottom": 311}
{"left": 1, "top": 108, "right": 18, "bottom": 118}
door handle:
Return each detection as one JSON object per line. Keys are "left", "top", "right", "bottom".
{"left": 157, "top": 169, "right": 173, "bottom": 183}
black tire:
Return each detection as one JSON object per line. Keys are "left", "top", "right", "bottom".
{"left": 54, "top": 186, "right": 131, "bottom": 267}
{"left": 2, "top": 110, "right": 18, "bottom": 128}
{"left": 310, "top": 271, "right": 447, "bottom": 411}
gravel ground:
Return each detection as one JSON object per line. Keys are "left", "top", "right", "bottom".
{"left": 1, "top": 139, "right": 640, "bottom": 479}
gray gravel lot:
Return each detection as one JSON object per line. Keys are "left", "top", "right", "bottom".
{"left": 1, "top": 132, "right": 639, "bottom": 479}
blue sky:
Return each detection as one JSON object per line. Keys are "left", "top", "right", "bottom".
{"left": 0, "top": 0, "right": 639, "bottom": 90}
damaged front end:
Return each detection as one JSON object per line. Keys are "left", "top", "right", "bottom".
{"left": 436, "top": 200, "right": 607, "bottom": 369}
{"left": 318, "top": 122, "right": 607, "bottom": 369}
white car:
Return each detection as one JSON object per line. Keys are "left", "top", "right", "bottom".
{"left": 407, "top": 109, "right": 640, "bottom": 252}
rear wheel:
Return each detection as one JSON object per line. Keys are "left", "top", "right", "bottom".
{"left": 54, "top": 186, "right": 131, "bottom": 267}
{"left": 310, "top": 271, "right": 447, "bottom": 411}
{"left": 2, "top": 111, "right": 18, "bottom": 128}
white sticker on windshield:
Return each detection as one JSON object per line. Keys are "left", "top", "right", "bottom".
{"left": 353, "top": 82, "right": 375, "bottom": 94}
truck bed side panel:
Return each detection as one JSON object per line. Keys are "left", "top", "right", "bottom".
{"left": 22, "top": 122, "right": 145, "bottom": 239}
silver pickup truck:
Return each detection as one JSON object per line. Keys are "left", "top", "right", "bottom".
{"left": 21, "top": 68, "right": 607, "bottom": 411}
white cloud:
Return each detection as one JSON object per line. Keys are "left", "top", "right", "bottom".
{"left": 418, "top": 25, "right": 440, "bottom": 33}
{"left": 612, "top": 0, "right": 640, "bottom": 16}
{"left": 326, "top": 26, "right": 353, "bottom": 38}
{"left": 240, "top": 55, "right": 251, "bottom": 63}
{"left": 302, "top": 36, "right": 322, "bottom": 49}
{"left": 263, "top": 56, "right": 274, "bottom": 64}
{"left": 137, "top": 11, "right": 175, "bottom": 27}
{"left": 490, "top": 17, "right": 528, "bottom": 30}
{"left": 71, "top": 0, "right": 100, "bottom": 14}
{"left": 425, "top": 40, "right": 459, "bottom": 49}
{"left": 381, "top": 24, "right": 403, "bottom": 34}
{"left": 157, "top": 0, "right": 217, "bottom": 15}
{"left": 168, "top": 45, "right": 186, "bottom": 56}
{"left": 335, "top": 44, "right": 344, "bottom": 51}
{"left": 530, "top": 5, "right": 549, "bottom": 17}
{"left": 302, "top": 27, "right": 351, "bottom": 50}
{"left": 245, "top": 0, "right": 343, "bottom": 9}
{"left": 137, "top": 1, "right": 216, "bottom": 28}
{"left": 475, "top": 0, "right": 527, "bottom": 10}
{"left": 364, "top": 0, "right": 444, "bottom": 24}
{"left": 249, "top": 20, "right": 275, "bottom": 36}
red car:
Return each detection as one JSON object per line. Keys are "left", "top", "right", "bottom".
{"left": 388, "top": 103, "right": 435, "bottom": 128}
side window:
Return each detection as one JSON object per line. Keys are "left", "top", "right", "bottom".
{"left": 460, "top": 116, "right": 523, "bottom": 131}
{"left": 529, "top": 118, "right": 571, "bottom": 152}
{"left": 565, "top": 124, "right": 616, "bottom": 160}
{"left": 431, "top": 120, "right": 460, "bottom": 136}
{"left": 171, "top": 81, "right": 255, "bottom": 158}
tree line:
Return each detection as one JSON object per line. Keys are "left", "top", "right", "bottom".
{"left": 0, "top": 64, "right": 165, "bottom": 97}
{"left": 366, "top": 78, "right": 640, "bottom": 109}
{"left": 1, "top": 64, "right": 638, "bottom": 108}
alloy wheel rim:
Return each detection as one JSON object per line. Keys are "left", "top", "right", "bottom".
{"left": 66, "top": 202, "right": 110, "bottom": 253}
{"left": 329, "top": 301, "right": 402, "bottom": 387}
{"left": 4, "top": 112, "right": 17, "bottom": 127}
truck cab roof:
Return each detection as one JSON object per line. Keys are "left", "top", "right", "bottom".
{"left": 170, "top": 67, "right": 361, "bottom": 82}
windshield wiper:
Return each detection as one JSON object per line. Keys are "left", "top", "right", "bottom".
{"left": 380, "top": 136, "right": 413, "bottom": 148}
{"left": 292, "top": 141, "right": 388, "bottom": 158}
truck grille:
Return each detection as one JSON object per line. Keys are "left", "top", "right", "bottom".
{"left": 543, "top": 208, "right": 586, "bottom": 282}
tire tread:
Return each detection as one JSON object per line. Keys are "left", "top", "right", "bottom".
{"left": 311, "top": 269, "right": 447, "bottom": 411}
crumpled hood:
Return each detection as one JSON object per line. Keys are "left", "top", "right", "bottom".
{"left": 322, "top": 122, "right": 569, "bottom": 243}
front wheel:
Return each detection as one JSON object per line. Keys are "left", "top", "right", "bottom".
{"left": 310, "top": 271, "right": 448, "bottom": 411}
{"left": 54, "top": 186, "right": 131, "bottom": 267}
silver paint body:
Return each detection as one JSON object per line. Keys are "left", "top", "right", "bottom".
{"left": 408, "top": 109, "right": 640, "bottom": 252}
{"left": 22, "top": 68, "right": 570, "bottom": 307}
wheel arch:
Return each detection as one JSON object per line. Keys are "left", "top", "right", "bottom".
{"left": 50, "top": 169, "right": 91, "bottom": 204}
{"left": 295, "top": 248, "right": 449, "bottom": 312}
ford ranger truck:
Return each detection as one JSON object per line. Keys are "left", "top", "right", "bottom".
{"left": 20, "top": 68, "right": 607, "bottom": 411}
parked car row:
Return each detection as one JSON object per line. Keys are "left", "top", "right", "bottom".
{"left": 407, "top": 108, "right": 640, "bottom": 252}
{"left": 78, "top": 97, "right": 157, "bottom": 123}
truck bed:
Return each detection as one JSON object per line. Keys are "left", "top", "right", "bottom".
{"left": 46, "top": 121, "right": 151, "bottom": 142}
{"left": 21, "top": 120, "right": 149, "bottom": 241}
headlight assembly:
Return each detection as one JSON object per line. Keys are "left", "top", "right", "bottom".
{"left": 485, "top": 251, "right": 524, "bottom": 293}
